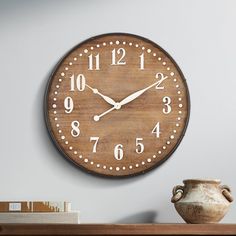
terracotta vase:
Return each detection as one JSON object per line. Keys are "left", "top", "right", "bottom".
{"left": 171, "top": 179, "right": 233, "bottom": 224}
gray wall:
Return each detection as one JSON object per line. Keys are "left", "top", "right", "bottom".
{"left": 0, "top": 0, "right": 235, "bottom": 223}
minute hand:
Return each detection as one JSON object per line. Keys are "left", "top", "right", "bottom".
{"left": 119, "top": 77, "right": 167, "bottom": 106}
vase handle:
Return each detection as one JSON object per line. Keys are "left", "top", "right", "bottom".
{"left": 221, "top": 185, "right": 234, "bottom": 203}
{"left": 171, "top": 185, "right": 184, "bottom": 203}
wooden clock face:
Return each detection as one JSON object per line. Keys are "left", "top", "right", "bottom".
{"left": 45, "top": 33, "right": 190, "bottom": 177}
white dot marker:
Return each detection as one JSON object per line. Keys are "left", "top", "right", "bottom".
{"left": 135, "top": 44, "right": 139, "bottom": 47}
{"left": 97, "top": 164, "right": 100, "bottom": 168}
{"left": 123, "top": 42, "right": 126, "bottom": 45}
{"left": 65, "top": 67, "right": 68, "bottom": 70}
{"left": 147, "top": 158, "right": 151, "bottom": 163}
{"left": 170, "top": 72, "right": 175, "bottom": 76}
{"left": 58, "top": 130, "right": 62, "bottom": 133}
{"left": 69, "top": 62, "right": 72, "bottom": 65}
{"left": 110, "top": 41, "right": 113, "bottom": 45}
{"left": 65, "top": 141, "right": 68, "bottom": 144}
{"left": 74, "top": 57, "right": 77, "bottom": 61}
{"left": 122, "top": 166, "right": 126, "bottom": 170}
{"left": 173, "top": 130, "right": 177, "bottom": 133}
{"left": 90, "top": 47, "right": 94, "bottom": 50}
{"left": 96, "top": 44, "right": 100, "bottom": 48}
{"left": 84, "top": 159, "right": 88, "bottom": 163}
{"left": 167, "top": 67, "right": 170, "bottom": 70}
{"left": 84, "top": 49, "right": 88, "bottom": 53}
{"left": 116, "top": 41, "right": 119, "bottom": 45}
{"left": 54, "top": 117, "right": 58, "bottom": 121}
{"left": 179, "top": 104, "right": 183, "bottom": 108}
{"left": 163, "top": 146, "right": 166, "bottom": 150}
{"left": 109, "top": 166, "right": 112, "bottom": 170}
{"left": 167, "top": 141, "right": 171, "bottom": 145}
{"left": 147, "top": 49, "right": 151, "bottom": 53}
{"left": 90, "top": 161, "right": 94, "bottom": 165}
{"left": 178, "top": 91, "right": 181, "bottom": 94}
{"left": 79, "top": 155, "right": 82, "bottom": 158}
{"left": 56, "top": 124, "right": 59, "bottom": 127}
{"left": 61, "top": 72, "right": 65, "bottom": 76}
{"left": 142, "top": 161, "right": 145, "bottom": 165}
{"left": 116, "top": 167, "right": 120, "bottom": 171}
{"left": 103, "top": 165, "right": 106, "bottom": 169}
{"left": 153, "top": 155, "right": 156, "bottom": 158}
{"left": 74, "top": 151, "right": 77, "bottom": 155}
{"left": 56, "top": 85, "right": 59, "bottom": 88}
{"left": 52, "top": 104, "right": 56, "bottom": 108}
{"left": 170, "top": 135, "right": 175, "bottom": 139}
{"left": 135, "top": 164, "right": 139, "bottom": 167}
{"left": 53, "top": 98, "right": 57, "bottom": 101}
{"left": 158, "top": 57, "right": 161, "bottom": 61}
{"left": 61, "top": 136, "right": 65, "bottom": 140}
{"left": 54, "top": 111, "right": 57, "bottom": 114}
{"left": 59, "top": 79, "right": 62, "bottom": 82}
{"left": 69, "top": 146, "right": 73, "bottom": 150}
{"left": 79, "top": 53, "right": 82, "bottom": 57}
{"left": 129, "top": 42, "right": 133, "bottom": 46}
{"left": 129, "top": 165, "right": 133, "bottom": 169}
{"left": 103, "top": 42, "right": 106, "bottom": 46}
{"left": 158, "top": 151, "right": 162, "bottom": 154}
{"left": 162, "top": 62, "right": 166, "bottom": 65}
{"left": 153, "top": 53, "right": 156, "bottom": 56}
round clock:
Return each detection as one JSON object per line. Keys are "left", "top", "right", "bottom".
{"left": 45, "top": 33, "right": 190, "bottom": 177}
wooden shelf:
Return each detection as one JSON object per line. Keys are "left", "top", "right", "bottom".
{"left": 1, "top": 224, "right": 236, "bottom": 235}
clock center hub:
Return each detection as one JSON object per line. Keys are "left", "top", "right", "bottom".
{"left": 114, "top": 103, "right": 121, "bottom": 110}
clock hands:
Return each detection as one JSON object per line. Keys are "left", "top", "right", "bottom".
{"left": 85, "top": 84, "right": 116, "bottom": 106}
{"left": 94, "top": 106, "right": 116, "bottom": 121}
{"left": 119, "top": 73, "right": 168, "bottom": 107}
{"left": 93, "top": 73, "right": 168, "bottom": 122}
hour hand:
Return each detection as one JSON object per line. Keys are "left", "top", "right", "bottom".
{"left": 85, "top": 84, "right": 116, "bottom": 106}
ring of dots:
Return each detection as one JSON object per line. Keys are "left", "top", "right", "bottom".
{"left": 51, "top": 39, "right": 184, "bottom": 172}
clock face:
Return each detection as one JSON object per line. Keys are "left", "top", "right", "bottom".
{"left": 45, "top": 33, "right": 190, "bottom": 177}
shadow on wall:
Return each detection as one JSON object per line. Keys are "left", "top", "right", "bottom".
{"left": 115, "top": 211, "right": 157, "bottom": 223}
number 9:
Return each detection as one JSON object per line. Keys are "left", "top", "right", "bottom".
{"left": 64, "top": 97, "right": 74, "bottom": 113}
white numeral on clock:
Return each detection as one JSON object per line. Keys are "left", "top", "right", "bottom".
{"left": 152, "top": 122, "right": 160, "bottom": 138}
{"left": 64, "top": 97, "right": 74, "bottom": 113}
{"left": 136, "top": 138, "right": 144, "bottom": 154}
{"left": 70, "top": 74, "right": 86, "bottom": 91}
{"left": 163, "top": 96, "right": 171, "bottom": 114}
{"left": 88, "top": 54, "right": 100, "bottom": 70}
{"left": 114, "top": 144, "right": 123, "bottom": 160}
{"left": 139, "top": 53, "right": 144, "bottom": 70}
{"left": 155, "top": 73, "right": 165, "bottom": 90}
{"left": 111, "top": 48, "right": 126, "bottom": 65}
{"left": 71, "top": 121, "right": 80, "bottom": 137}
{"left": 90, "top": 137, "right": 99, "bottom": 153}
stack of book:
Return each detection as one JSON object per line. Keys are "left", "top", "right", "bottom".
{"left": 0, "top": 201, "right": 80, "bottom": 223}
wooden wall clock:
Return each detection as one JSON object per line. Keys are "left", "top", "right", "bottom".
{"left": 45, "top": 33, "right": 190, "bottom": 178}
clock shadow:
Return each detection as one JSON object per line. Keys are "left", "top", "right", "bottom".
{"left": 33, "top": 68, "right": 152, "bottom": 188}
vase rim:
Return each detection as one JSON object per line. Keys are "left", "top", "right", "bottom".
{"left": 183, "top": 178, "right": 221, "bottom": 184}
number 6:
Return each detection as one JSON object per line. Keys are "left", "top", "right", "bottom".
{"left": 114, "top": 144, "right": 123, "bottom": 160}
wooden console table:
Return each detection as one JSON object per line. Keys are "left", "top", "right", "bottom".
{"left": 1, "top": 224, "right": 236, "bottom": 235}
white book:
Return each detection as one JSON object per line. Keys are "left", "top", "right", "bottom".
{"left": 0, "top": 212, "right": 80, "bottom": 224}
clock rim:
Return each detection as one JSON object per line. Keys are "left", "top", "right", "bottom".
{"left": 44, "top": 32, "right": 191, "bottom": 178}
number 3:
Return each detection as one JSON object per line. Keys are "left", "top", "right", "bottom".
{"left": 163, "top": 96, "right": 171, "bottom": 114}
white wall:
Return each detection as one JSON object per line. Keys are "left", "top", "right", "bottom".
{"left": 0, "top": 0, "right": 235, "bottom": 223}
